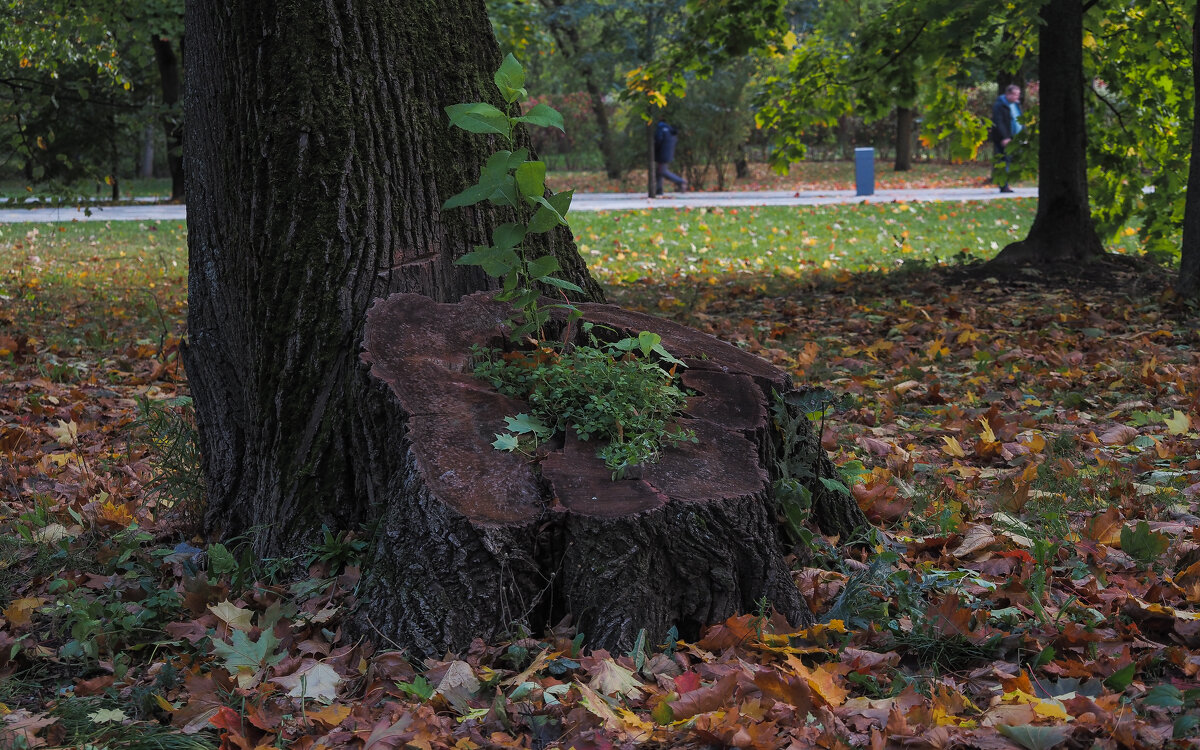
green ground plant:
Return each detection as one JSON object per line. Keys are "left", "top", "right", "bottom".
{"left": 445, "top": 55, "right": 694, "bottom": 477}
{"left": 133, "top": 395, "right": 204, "bottom": 528}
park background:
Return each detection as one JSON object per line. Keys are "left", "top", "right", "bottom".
{"left": 1, "top": 1, "right": 1200, "bottom": 749}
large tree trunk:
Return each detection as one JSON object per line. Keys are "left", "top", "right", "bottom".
{"left": 184, "top": 0, "right": 603, "bottom": 553}
{"left": 990, "top": 0, "right": 1105, "bottom": 266}
{"left": 894, "top": 106, "right": 913, "bottom": 171}
{"left": 152, "top": 35, "right": 185, "bottom": 202}
{"left": 1178, "top": 1, "right": 1200, "bottom": 299}
{"left": 184, "top": 0, "right": 867, "bottom": 658}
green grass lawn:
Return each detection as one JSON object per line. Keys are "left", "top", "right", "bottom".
{"left": 0, "top": 177, "right": 175, "bottom": 204}
{"left": 0, "top": 199, "right": 1150, "bottom": 361}
{"left": 0, "top": 220, "right": 188, "bottom": 352}
{"left": 569, "top": 199, "right": 1144, "bottom": 290}
{"left": 0, "top": 200, "right": 1149, "bottom": 334}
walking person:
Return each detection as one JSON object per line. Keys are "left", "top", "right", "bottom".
{"left": 654, "top": 120, "right": 687, "bottom": 195}
{"left": 991, "top": 84, "right": 1022, "bottom": 193}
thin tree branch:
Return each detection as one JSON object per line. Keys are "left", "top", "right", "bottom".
{"left": 1087, "top": 80, "right": 1133, "bottom": 140}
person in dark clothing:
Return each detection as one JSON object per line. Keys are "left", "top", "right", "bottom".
{"left": 654, "top": 120, "right": 687, "bottom": 195}
{"left": 990, "top": 84, "right": 1022, "bottom": 193}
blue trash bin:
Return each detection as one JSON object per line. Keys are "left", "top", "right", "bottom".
{"left": 854, "top": 148, "right": 875, "bottom": 196}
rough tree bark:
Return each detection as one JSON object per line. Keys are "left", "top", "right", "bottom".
{"left": 1178, "top": 0, "right": 1200, "bottom": 299}
{"left": 989, "top": 0, "right": 1105, "bottom": 266}
{"left": 152, "top": 35, "right": 185, "bottom": 202}
{"left": 184, "top": 0, "right": 867, "bottom": 657}
{"left": 894, "top": 106, "right": 913, "bottom": 172}
{"left": 184, "top": 0, "right": 599, "bottom": 551}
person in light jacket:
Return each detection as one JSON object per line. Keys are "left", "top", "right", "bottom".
{"left": 990, "top": 84, "right": 1022, "bottom": 193}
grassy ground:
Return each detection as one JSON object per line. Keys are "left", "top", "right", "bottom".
{"left": 0, "top": 178, "right": 175, "bottom": 204}
{"left": 569, "top": 199, "right": 1141, "bottom": 287}
{"left": 1, "top": 207, "right": 1199, "bottom": 748}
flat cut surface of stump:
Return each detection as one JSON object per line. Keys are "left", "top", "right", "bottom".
{"left": 358, "top": 291, "right": 836, "bottom": 655}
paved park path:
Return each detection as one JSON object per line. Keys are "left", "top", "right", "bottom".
{"left": 0, "top": 186, "right": 1036, "bottom": 224}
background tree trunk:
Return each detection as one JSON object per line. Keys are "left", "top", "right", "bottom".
{"left": 585, "top": 82, "right": 623, "bottom": 180}
{"left": 894, "top": 106, "right": 913, "bottom": 171}
{"left": 836, "top": 114, "right": 852, "bottom": 159}
{"left": 152, "top": 35, "right": 185, "bottom": 202}
{"left": 1178, "top": 1, "right": 1200, "bottom": 299}
{"left": 139, "top": 125, "right": 155, "bottom": 178}
{"left": 536, "top": 0, "right": 624, "bottom": 180}
{"left": 183, "top": 0, "right": 604, "bottom": 556}
{"left": 990, "top": 0, "right": 1105, "bottom": 266}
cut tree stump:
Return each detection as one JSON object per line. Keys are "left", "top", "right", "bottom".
{"left": 357, "top": 292, "right": 868, "bottom": 657}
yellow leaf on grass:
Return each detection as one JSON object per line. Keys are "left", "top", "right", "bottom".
{"left": 785, "top": 655, "right": 849, "bottom": 707}
{"left": 33, "top": 523, "right": 73, "bottom": 544}
{"left": 273, "top": 662, "right": 342, "bottom": 702}
{"left": 98, "top": 500, "right": 133, "bottom": 526}
{"left": 3, "top": 597, "right": 46, "bottom": 627}
{"left": 307, "top": 703, "right": 352, "bottom": 727}
{"left": 979, "top": 419, "right": 997, "bottom": 444}
{"left": 951, "top": 524, "right": 996, "bottom": 559}
{"left": 45, "top": 452, "right": 77, "bottom": 468}
{"left": 1019, "top": 432, "right": 1047, "bottom": 453}
{"left": 1032, "top": 699, "right": 1071, "bottom": 720}
{"left": 1166, "top": 410, "right": 1192, "bottom": 435}
{"left": 926, "top": 337, "right": 949, "bottom": 359}
{"left": 941, "top": 437, "right": 966, "bottom": 458}
{"left": 208, "top": 600, "right": 255, "bottom": 631}
{"left": 575, "top": 681, "right": 648, "bottom": 738}
{"left": 46, "top": 419, "right": 77, "bottom": 446}
{"left": 588, "top": 658, "right": 644, "bottom": 699}
{"left": 1130, "top": 596, "right": 1200, "bottom": 621}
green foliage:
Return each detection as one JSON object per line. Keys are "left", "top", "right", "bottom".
{"left": 756, "top": 0, "right": 1195, "bottom": 259}
{"left": 133, "top": 395, "right": 204, "bottom": 527}
{"left": 1121, "top": 520, "right": 1170, "bottom": 567}
{"left": 627, "top": 0, "right": 788, "bottom": 105}
{"left": 44, "top": 526, "right": 183, "bottom": 664}
{"left": 448, "top": 56, "right": 693, "bottom": 478}
{"left": 755, "top": 0, "right": 1022, "bottom": 168}
{"left": 305, "top": 525, "right": 369, "bottom": 571}
{"left": 445, "top": 53, "right": 580, "bottom": 342}
{"left": 1104, "top": 661, "right": 1137, "bottom": 692}
{"left": 395, "top": 675, "right": 436, "bottom": 701}
{"left": 655, "top": 60, "right": 758, "bottom": 189}
{"left": 46, "top": 696, "right": 214, "bottom": 750}
{"left": 1084, "top": 0, "right": 1193, "bottom": 255}
{"left": 212, "top": 628, "right": 285, "bottom": 680}
{"left": 0, "top": 0, "right": 185, "bottom": 190}
{"left": 472, "top": 328, "right": 695, "bottom": 477}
